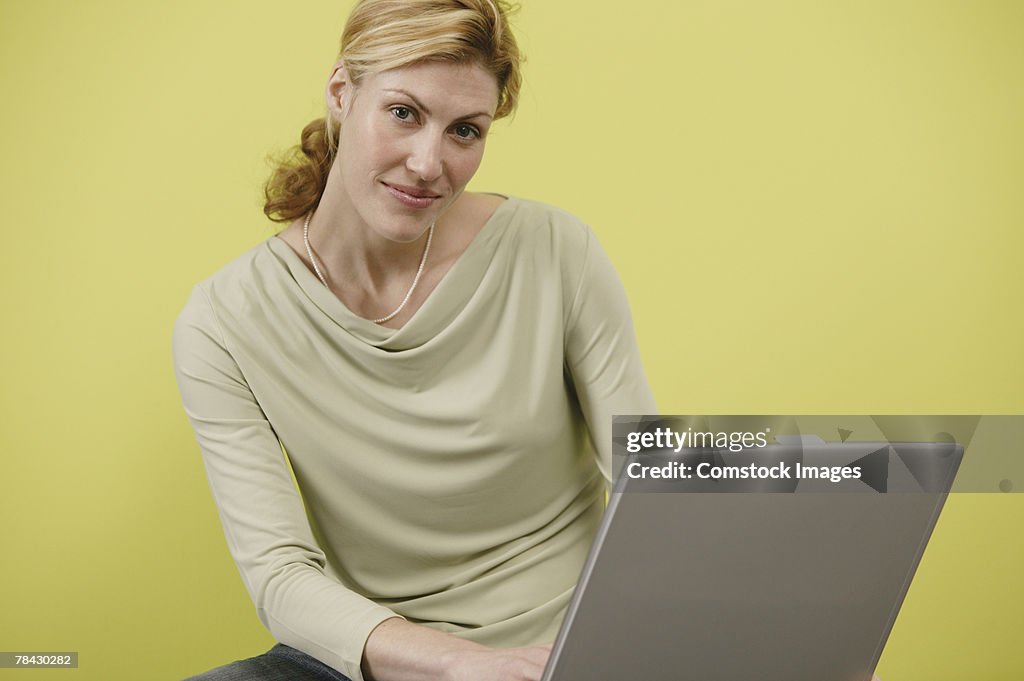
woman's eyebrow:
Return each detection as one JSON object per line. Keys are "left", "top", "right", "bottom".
{"left": 382, "top": 89, "right": 494, "bottom": 120}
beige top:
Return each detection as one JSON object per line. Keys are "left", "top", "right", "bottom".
{"left": 172, "top": 197, "right": 657, "bottom": 681}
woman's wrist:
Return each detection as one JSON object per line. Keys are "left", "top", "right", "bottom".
{"left": 361, "top": 617, "right": 486, "bottom": 681}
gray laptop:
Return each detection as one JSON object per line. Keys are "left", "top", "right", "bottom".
{"left": 542, "top": 437, "right": 963, "bottom": 681}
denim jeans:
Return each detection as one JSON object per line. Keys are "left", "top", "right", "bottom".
{"left": 185, "top": 644, "right": 354, "bottom": 681}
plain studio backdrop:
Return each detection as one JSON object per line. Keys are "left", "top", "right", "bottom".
{"left": 1, "top": 1, "right": 1021, "bottom": 679}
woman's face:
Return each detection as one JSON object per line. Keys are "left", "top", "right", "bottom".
{"left": 329, "top": 60, "right": 500, "bottom": 243}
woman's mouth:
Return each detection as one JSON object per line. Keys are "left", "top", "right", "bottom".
{"left": 383, "top": 182, "right": 441, "bottom": 209}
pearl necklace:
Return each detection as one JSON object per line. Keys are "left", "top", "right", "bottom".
{"left": 303, "top": 212, "right": 434, "bottom": 324}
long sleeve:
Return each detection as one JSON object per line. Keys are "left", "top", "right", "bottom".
{"left": 563, "top": 227, "right": 659, "bottom": 485}
{"left": 172, "top": 285, "right": 398, "bottom": 681}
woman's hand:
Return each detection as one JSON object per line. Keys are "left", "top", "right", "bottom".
{"left": 362, "top": 617, "right": 552, "bottom": 681}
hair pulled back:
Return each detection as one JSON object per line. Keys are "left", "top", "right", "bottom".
{"left": 264, "top": 0, "right": 522, "bottom": 223}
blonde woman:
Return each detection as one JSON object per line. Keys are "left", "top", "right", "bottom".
{"left": 173, "top": 1, "right": 655, "bottom": 679}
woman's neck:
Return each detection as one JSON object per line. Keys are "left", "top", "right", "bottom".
{"left": 275, "top": 175, "right": 504, "bottom": 327}
{"left": 304, "top": 165, "right": 437, "bottom": 293}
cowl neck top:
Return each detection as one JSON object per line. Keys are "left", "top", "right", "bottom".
{"left": 172, "top": 196, "right": 657, "bottom": 681}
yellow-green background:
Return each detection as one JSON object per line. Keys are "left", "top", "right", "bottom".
{"left": 1, "top": 0, "right": 1021, "bottom": 679}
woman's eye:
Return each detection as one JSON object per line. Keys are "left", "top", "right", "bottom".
{"left": 391, "top": 106, "right": 414, "bottom": 121}
{"left": 453, "top": 124, "right": 479, "bottom": 140}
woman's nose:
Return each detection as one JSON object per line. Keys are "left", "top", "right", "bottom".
{"left": 406, "top": 132, "right": 443, "bottom": 183}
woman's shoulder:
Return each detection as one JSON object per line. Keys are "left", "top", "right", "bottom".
{"left": 176, "top": 237, "right": 287, "bottom": 330}
{"left": 184, "top": 237, "right": 292, "bottom": 309}
{"left": 474, "top": 196, "right": 603, "bottom": 309}
{"left": 486, "top": 194, "right": 593, "bottom": 250}
{"left": 502, "top": 194, "right": 586, "bottom": 225}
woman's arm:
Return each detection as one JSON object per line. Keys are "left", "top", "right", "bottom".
{"left": 562, "top": 225, "right": 659, "bottom": 481}
{"left": 173, "top": 286, "right": 398, "bottom": 681}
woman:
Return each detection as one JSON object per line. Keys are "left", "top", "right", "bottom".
{"left": 172, "top": 1, "right": 656, "bottom": 680}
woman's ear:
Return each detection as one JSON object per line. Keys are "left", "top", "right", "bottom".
{"left": 326, "top": 60, "right": 350, "bottom": 122}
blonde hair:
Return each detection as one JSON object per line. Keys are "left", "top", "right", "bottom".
{"left": 264, "top": 0, "right": 522, "bottom": 223}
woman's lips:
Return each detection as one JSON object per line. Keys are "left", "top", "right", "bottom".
{"left": 383, "top": 182, "right": 441, "bottom": 209}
